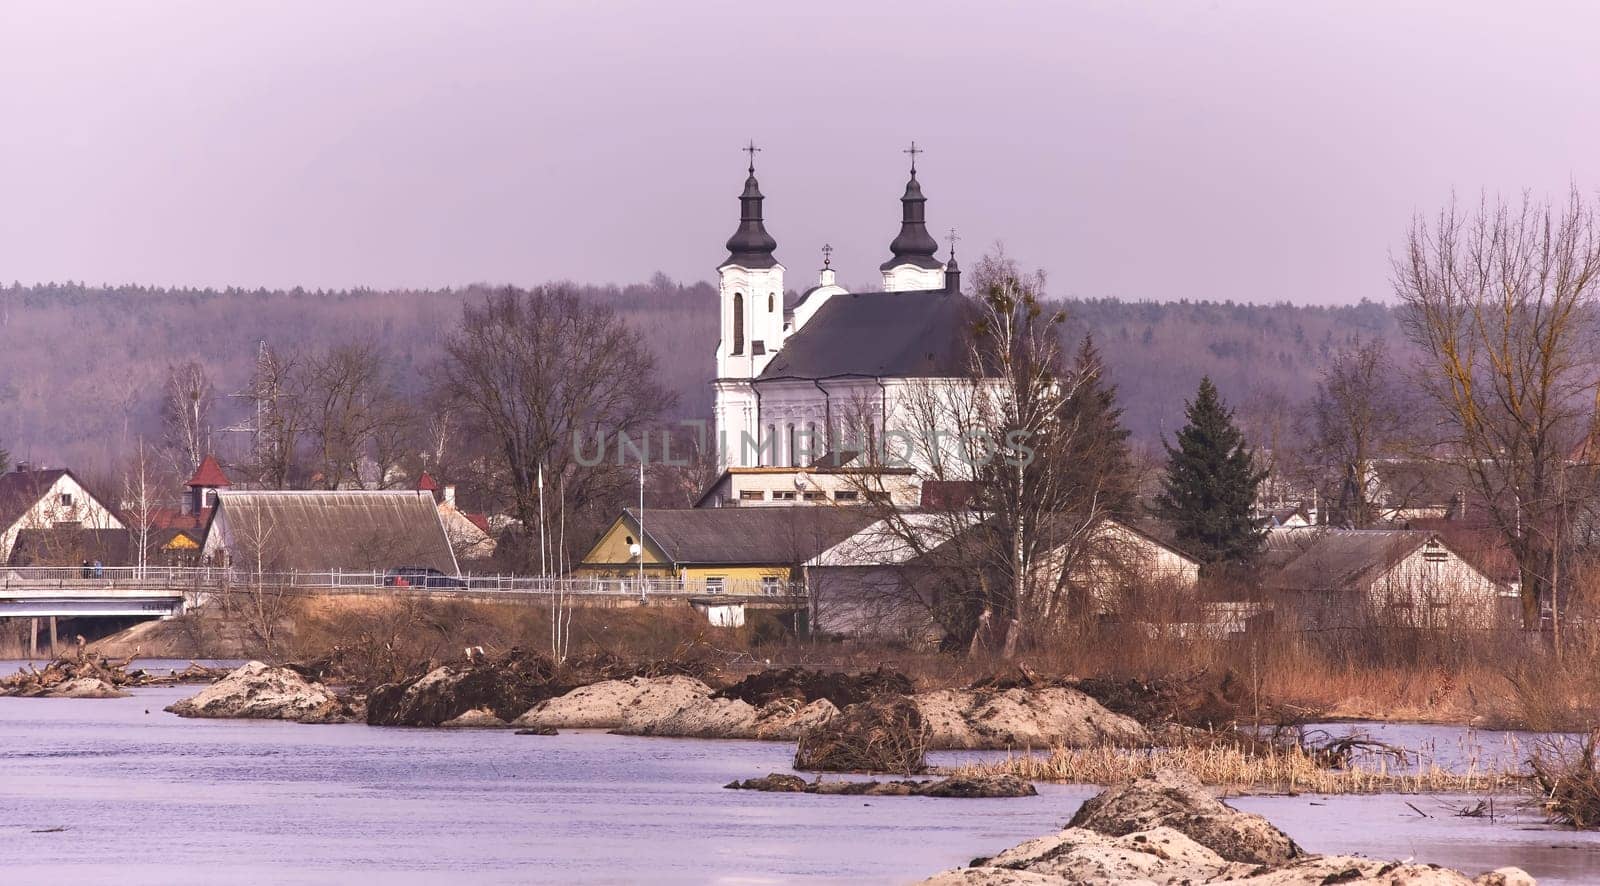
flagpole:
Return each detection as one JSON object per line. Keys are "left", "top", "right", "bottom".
{"left": 638, "top": 459, "right": 646, "bottom": 601}
{"left": 538, "top": 464, "right": 547, "bottom": 578}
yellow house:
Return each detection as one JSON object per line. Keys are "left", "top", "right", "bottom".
{"left": 577, "top": 507, "right": 877, "bottom": 596}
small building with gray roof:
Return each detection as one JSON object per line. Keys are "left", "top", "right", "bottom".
{"left": 200, "top": 489, "right": 458, "bottom": 576}
{"left": 1265, "top": 529, "right": 1505, "bottom": 629}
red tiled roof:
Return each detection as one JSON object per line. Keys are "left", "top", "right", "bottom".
{"left": 465, "top": 513, "right": 491, "bottom": 535}
{"left": 417, "top": 471, "right": 440, "bottom": 492}
{"left": 187, "top": 455, "right": 231, "bottom": 488}
{"left": 143, "top": 507, "right": 210, "bottom": 531}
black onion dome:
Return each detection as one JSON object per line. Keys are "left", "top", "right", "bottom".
{"left": 724, "top": 172, "right": 779, "bottom": 269}
{"left": 881, "top": 171, "right": 943, "bottom": 271}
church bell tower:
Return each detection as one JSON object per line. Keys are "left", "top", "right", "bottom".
{"left": 716, "top": 142, "right": 785, "bottom": 379}
{"left": 881, "top": 141, "right": 945, "bottom": 292}
{"left": 714, "top": 143, "right": 785, "bottom": 469}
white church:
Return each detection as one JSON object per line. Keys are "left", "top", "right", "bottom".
{"left": 711, "top": 149, "right": 979, "bottom": 473}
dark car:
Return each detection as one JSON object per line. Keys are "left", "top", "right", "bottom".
{"left": 383, "top": 567, "right": 467, "bottom": 589}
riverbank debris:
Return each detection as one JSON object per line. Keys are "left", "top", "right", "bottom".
{"left": 1531, "top": 730, "right": 1600, "bottom": 828}
{"left": 714, "top": 666, "right": 914, "bottom": 709}
{"left": 795, "top": 696, "right": 929, "bottom": 774}
{"left": 725, "top": 772, "right": 1035, "bottom": 798}
{"left": 0, "top": 646, "right": 133, "bottom": 698}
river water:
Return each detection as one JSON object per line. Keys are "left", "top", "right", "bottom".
{"left": 3, "top": 664, "right": 1600, "bottom": 884}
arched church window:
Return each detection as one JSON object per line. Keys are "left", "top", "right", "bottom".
{"left": 765, "top": 424, "right": 776, "bottom": 466}
{"left": 732, "top": 293, "right": 745, "bottom": 355}
{"left": 768, "top": 294, "right": 774, "bottom": 312}
{"left": 787, "top": 424, "right": 797, "bottom": 467}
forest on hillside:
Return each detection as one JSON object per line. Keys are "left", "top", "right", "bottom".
{"left": 0, "top": 277, "right": 1404, "bottom": 474}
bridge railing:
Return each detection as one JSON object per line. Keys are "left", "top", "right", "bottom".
{"left": 0, "top": 567, "right": 804, "bottom": 599}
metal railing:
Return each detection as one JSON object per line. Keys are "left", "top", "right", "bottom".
{"left": 0, "top": 566, "right": 804, "bottom": 599}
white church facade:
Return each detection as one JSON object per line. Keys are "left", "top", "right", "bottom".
{"left": 711, "top": 150, "right": 980, "bottom": 474}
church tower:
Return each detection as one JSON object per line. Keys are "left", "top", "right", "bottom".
{"left": 714, "top": 145, "right": 785, "bottom": 469}
{"left": 880, "top": 142, "right": 945, "bottom": 291}
{"left": 716, "top": 145, "right": 785, "bottom": 379}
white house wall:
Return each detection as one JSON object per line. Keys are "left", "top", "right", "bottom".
{"left": 1369, "top": 546, "right": 1502, "bottom": 629}
{"left": 0, "top": 473, "right": 125, "bottom": 563}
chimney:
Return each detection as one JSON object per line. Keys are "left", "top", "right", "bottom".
{"left": 443, "top": 484, "right": 457, "bottom": 508}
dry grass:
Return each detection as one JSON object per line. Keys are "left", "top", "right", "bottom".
{"left": 947, "top": 743, "right": 1527, "bottom": 796}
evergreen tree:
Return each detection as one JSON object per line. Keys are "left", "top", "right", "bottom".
{"left": 1060, "top": 335, "right": 1135, "bottom": 516}
{"left": 1154, "top": 377, "right": 1266, "bottom": 565}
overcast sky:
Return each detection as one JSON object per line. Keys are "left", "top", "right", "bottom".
{"left": 3, "top": 1, "right": 1598, "bottom": 303}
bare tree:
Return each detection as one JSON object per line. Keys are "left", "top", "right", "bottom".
{"left": 1396, "top": 190, "right": 1600, "bottom": 628}
{"left": 243, "top": 343, "right": 304, "bottom": 489}
{"left": 438, "top": 286, "right": 676, "bottom": 568}
{"left": 1305, "top": 339, "right": 1411, "bottom": 528}
{"left": 842, "top": 254, "right": 1131, "bottom": 654}
{"left": 219, "top": 500, "right": 293, "bottom": 654}
{"left": 300, "top": 341, "right": 413, "bottom": 489}
{"left": 161, "top": 361, "right": 213, "bottom": 477}
{"left": 121, "top": 438, "right": 160, "bottom": 575}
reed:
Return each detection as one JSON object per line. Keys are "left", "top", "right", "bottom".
{"left": 945, "top": 743, "right": 1526, "bottom": 796}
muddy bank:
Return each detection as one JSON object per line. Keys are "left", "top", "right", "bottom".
{"left": 166, "top": 661, "right": 356, "bottom": 723}
{"left": 515, "top": 670, "right": 1140, "bottom": 751}
{"left": 726, "top": 773, "right": 1035, "bottom": 798}
{"left": 916, "top": 687, "right": 1147, "bottom": 750}
{"left": 513, "top": 675, "right": 715, "bottom": 731}
{"left": 921, "top": 768, "right": 1535, "bottom": 885}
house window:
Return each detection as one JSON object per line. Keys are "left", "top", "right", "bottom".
{"left": 59, "top": 492, "right": 74, "bottom": 507}
{"left": 761, "top": 576, "right": 780, "bottom": 595}
{"left": 866, "top": 491, "right": 891, "bottom": 504}
{"left": 773, "top": 491, "right": 797, "bottom": 501}
{"left": 802, "top": 491, "right": 825, "bottom": 501}
{"left": 834, "top": 490, "right": 858, "bottom": 501}
{"left": 752, "top": 340, "right": 766, "bottom": 355}
{"left": 732, "top": 293, "right": 745, "bottom": 355}
{"left": 739, "top": 490, "right": 765, "bottom": 502}
{"left": 704, "top": 576, "right": 725, "bottom": 595}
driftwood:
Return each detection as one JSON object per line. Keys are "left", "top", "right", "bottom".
{"left": 1531, "top": 730, "right": 1600, "bottom": 828}
{"left": 794, "top": 696, "right": 930, "bottom": 775}
{"left": 725, "top": 772, "right": 1035, "bottom": 798}
{"left": 0, "top": 645, "right": 227, "bottom": 697}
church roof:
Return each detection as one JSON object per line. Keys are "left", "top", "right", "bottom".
{"left": 882, "top": 170, "right": 942, "bottom": 271}
{"left": 187, "top": 455, "right": 230, "bottom": 488}
{"left": 723, "top": 171, "right": 779, "bottom": 270}
{"left": 758, "top": 288, "right": 975, "bottom": 380}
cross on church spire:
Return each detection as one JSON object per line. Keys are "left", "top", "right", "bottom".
{"left": 903, "top": 140, "right": 923, "bottom": 174}
{"left": 947, "top": 227, "right": 960, "bottom": 258}
{"left": 743, "top": 139, "right": 762, "bottom": 174}
{"left": 822, "top": 243, "right": 833, "bottom": 269}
